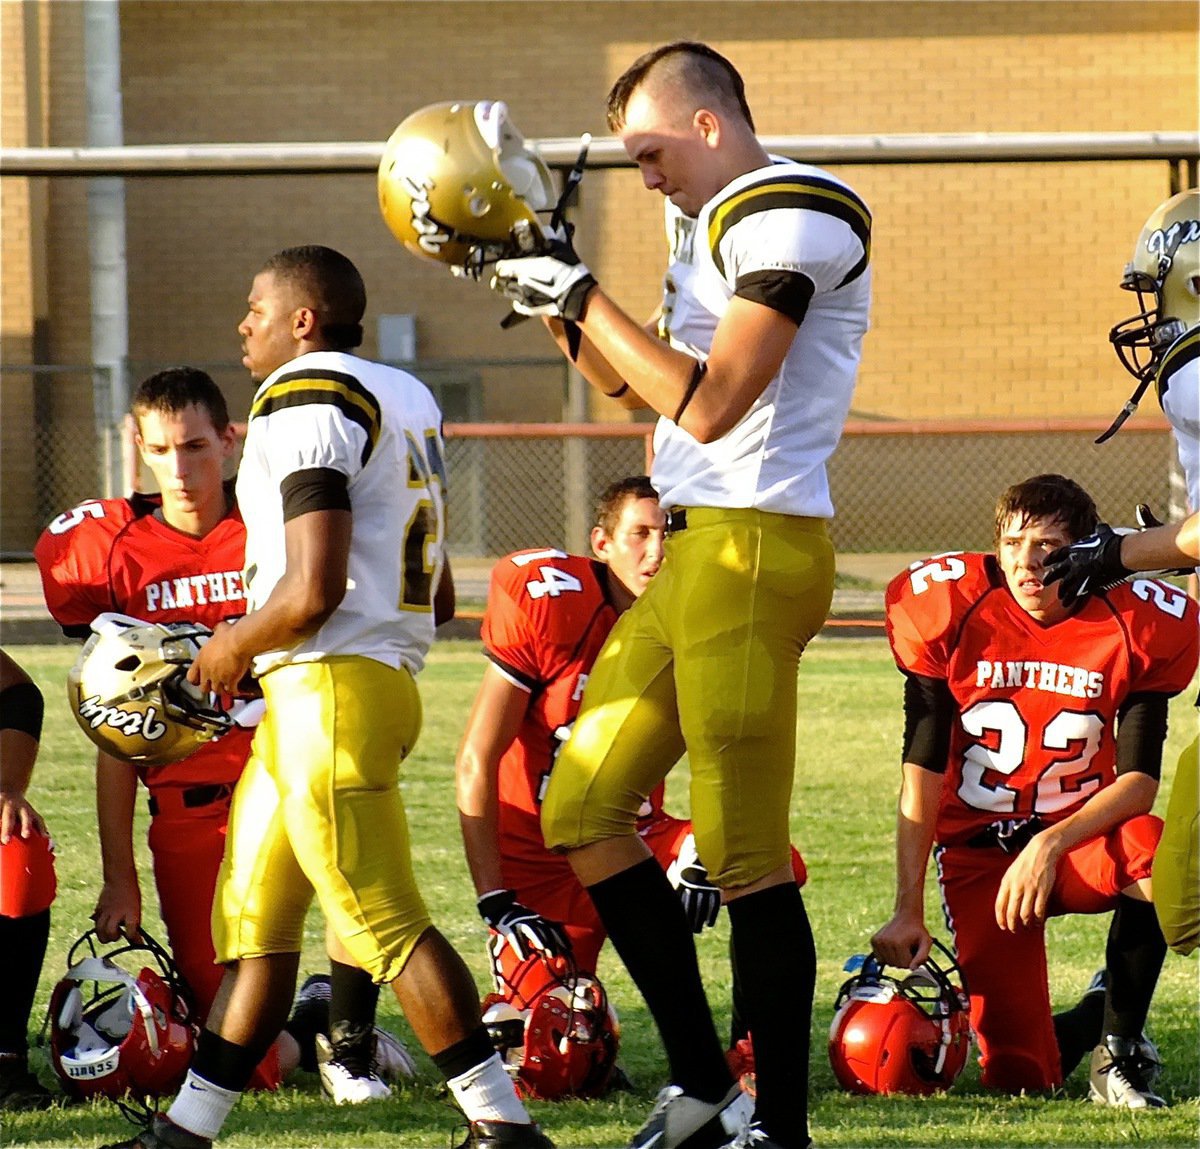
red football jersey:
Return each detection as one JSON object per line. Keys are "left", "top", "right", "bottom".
{"left": 886, "top": 551, "right": 1199, "bottom": 846}
{"left": 481, "top": 549, "right": 667, "bottom": 860}
{"left": 35, "top": 496, "right": 253, "bottom": 788}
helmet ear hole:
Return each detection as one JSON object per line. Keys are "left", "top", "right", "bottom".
{"left": 114, "top": 655, "right": 141, "bottom": 672}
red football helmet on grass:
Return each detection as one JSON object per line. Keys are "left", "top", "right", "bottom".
{"left": 47, "top": 927, "right": 196, "bottom": 1117}
{"left": 481, "top": 940, "right": 620, "bottom": 1100}
{"left": 829, "top": 937, "right": 971, "bottom": 1095}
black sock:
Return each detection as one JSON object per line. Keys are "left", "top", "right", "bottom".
{"left": 1052, "top": 990, "right": 1105, "bottom": 1078}
{"left": 191, "top": 1029, "right": 266, "bottom": 1093}
{"left": 729, "top": 935, "right": 748, "bottom": 1046}
{"left": 328, "top": 960, "right": 380, "bottom": 1053}
{"left": 727, "top": 883, "right": 813, "bottom": 1149}
{"left": 430, "top": 1027, "right": 495, "bottom": 1081}
{"left": 1104, "top": 894, "right": 1167, "bottom": 1040}
{"left": 0, "top": 910, "right": 49, "bottom": 1054}
{"left": 281, "top": 994, "right": 329, "bottom": 1074}
{"left": 587, "top": 857, "right": 730, "bottom": 1102}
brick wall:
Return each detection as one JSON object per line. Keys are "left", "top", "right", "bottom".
{"left": 2, "top": 1, "right": 1197, "bottom": 549}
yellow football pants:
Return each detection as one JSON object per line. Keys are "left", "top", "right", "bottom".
{"left": 212, "top": 656, "right": 432, "bottom": 983}
{"left": 542, "top": 506, "right": 833, "bottom": 888}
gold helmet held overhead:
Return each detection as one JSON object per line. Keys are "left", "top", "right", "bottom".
{"left": 1110, "top": 189, "right": 1200, "bottom": 383}
{"left": 378, "top": 101, "right": 556, "bottom": 274}
{"left": 67, "top": 614, "right": 234, "bottom": 766}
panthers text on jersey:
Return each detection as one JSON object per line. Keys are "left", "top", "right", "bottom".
{"left": 34, "top": 494, "right": 253, "bottom": 789}
{"left": 236, "top": 350, "right": 447, "bottom": 676}
{"left": 482, "top": 549, "right": 668, "bottom": 865}
{"left": 1156, "top": 325, "right": 1199, "bottom": 509}
{"left": 651, "top": 159, "right": 871, "bottom": 517}
{"left": 886, "top": 551, "right": 1199, "bottom": 846}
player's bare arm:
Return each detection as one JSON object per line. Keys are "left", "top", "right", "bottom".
{"left": 189, "top": 508, "right": 351, "bottom": 695}
{"left": 1122, "top": 510, "right": 1200, "bottom": 570}
{"left": 995, "top": 770, "right": 1159, "bottom": 932}
{"left": 569, "top": 290, "right": 796, "bottom": 442}
{"left": 455, "top": 666, "right": 532, "bottom": 895}
{"left": 0, "top": 649, "right": 48, "bottom": 843}
{"left": 872, "top": 761, "right": 941, "bottom": 969}
{"left": 93, "top": 752, "right": 142, "bottom": 942}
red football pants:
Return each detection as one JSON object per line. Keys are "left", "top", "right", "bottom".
{"left": 936, "top": 813, "right": 1161, "bottom": 1093}
{"left": 148, "top": 793, "right": 283, "bottom": 1091}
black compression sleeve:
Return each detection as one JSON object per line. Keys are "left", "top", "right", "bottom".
{"left": 280, "top": 467, "right": 351, "bottom": 522}
{"left": 0, "top": 680, "right": 44, "bottom": 740}
{"left": 1115, "top": 691, "right": 1170, "bottom": 780}
{"left": 901, "top": 673, "right": 954, "bottom": 772}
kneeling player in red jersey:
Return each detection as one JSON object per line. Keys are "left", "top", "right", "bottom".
{"left": 873, "top": 473, "right": 1198, "bottom": 1107}
{"left": 457, "top": 476, "right": 805, "bottom": 1090}
{"left": 35, "top": 368, "right": 407, "bottom": 1099}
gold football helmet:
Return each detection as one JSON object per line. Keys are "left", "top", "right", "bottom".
{"left": 378, "top": 101, "right": 556, "bottom": 274}
{"left": 1110, "top": 189, "right": 1200, "bottom": 382}
{"left": 67, "top": 613, "right": 233, "bottom": 766}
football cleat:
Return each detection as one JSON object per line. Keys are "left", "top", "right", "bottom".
{"left": 1076, "top": 969, "right": 1162, "bottom": 1085}
{"left": 98, "top": 1113, "right": 212, "bottom": 1149}
{"left": 452, "top": 1121, "right": 556, "bottom": 1148}
{"left": 628, "top": 1082, "right": 752, "bottom": 1149}
{"left": 315, "top": 1031, "right": 391, "bottom": 1104}
{"left": 1089, "top": 1035, "right": 1167, "bottom": 1108}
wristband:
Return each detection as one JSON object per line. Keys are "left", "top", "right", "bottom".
{"left": 672, "top": 360, "right": 707, "bottom": 423}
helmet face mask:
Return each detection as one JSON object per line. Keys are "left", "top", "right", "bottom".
{"left": 1110, "top": 189, "right": 1200, "bottom": 384}
{"left": 828, "top": 938, "right": 971, "bottom": 1096}
{"left": 378, "top": 101, "right": 556, "bottom": 274}
{"left": 67, "top": 613, "right": 233, "bottom": 765}
{"left": 48, "top": 928, "right": 196, "bottom": 1117}
{"left": 481, "top": 942, "right": 620, "bottom": 1100}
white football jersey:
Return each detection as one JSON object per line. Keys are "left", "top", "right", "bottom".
{"left": 1157, "top": 326, "right": 1199, "bottom": 510}
{"left": 652, "top": 160, "right": 871, "bottom": 517}
{"left": 237, "top": 350, "right": 447, "bottom": 676}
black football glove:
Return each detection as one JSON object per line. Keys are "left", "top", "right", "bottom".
{"left": 491, "top": 230, "right": 597, "bottom": 322}
{"left": 1042, "top": 524, "right": 1130, "bottom": 608}
{"left": 477, "top": 889, "right": 571, "bottom": 961}
{"left": 666, "top": 833, "right": 722, "bottom": 933}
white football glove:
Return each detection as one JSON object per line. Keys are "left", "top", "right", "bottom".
{"left": 667, "top": 833, "right": 722, "bottom": 933}
{"left": 491, "top": 236, "right": 597, "bottom": 322}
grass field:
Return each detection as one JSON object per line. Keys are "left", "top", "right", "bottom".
{"left": 5, "top": 638, "right": 1198, "bottom": 1148}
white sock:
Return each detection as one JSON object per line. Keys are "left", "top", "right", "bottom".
{"left": 165, "top": 1070, "right": 241, "bottom": 1140}
{"left": 446, "top": 1051, "right": 531, "bottom": 1124}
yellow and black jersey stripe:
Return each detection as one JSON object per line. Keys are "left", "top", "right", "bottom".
{"left": 250, "top": 368, "right": 382, "bottom": 466}
{"left": 1156, "top": 327, "right": 1199, "bottom": 405}
{"left": 707, "top": 172, "right": 872, "bottom": 287}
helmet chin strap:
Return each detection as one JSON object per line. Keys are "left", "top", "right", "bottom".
{"left": 1095, "top": 373, "right": 1153, "bottom": 444}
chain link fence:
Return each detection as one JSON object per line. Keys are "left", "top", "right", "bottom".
{"left": 4, "top": 362, "right": 1183, "bottom": 565}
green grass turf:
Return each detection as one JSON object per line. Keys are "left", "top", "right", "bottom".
{"left": 5, "top": 639, "right": 1197, "bottom": 1147}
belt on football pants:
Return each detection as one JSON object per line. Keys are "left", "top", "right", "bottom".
{"left": 964, "top": 816, "right": 1045, "bottom": 855}
{"left": 665, "top": 508, "right": 688, "bottom": 535}
{"left": 147, "top": 783, "right": 234, "bottom": 817}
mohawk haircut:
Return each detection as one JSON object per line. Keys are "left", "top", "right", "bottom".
{"left": 594, "top": 475, "right": 658, "bottom": 537}
{"left": 606, "top": 41, "right": 754, "bottom": 133}
{"left": 132, "top": 367, "right": 230, "bottom": 433}
{"left": 262, "top": 245, "right": 366, "bottom": 351}
{"left": 993, "top": 473, "right": 1100, "bottom": 548}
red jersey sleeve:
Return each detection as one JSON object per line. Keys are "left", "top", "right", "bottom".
{"left": 1107, "top": 578, "right": 1200, "bottom": 696}
{"left": 885, "top": 552, "right": 992, "bottom": 679}
{"left": 482, "top": 551, "right": 606, "bottom": 689}
{"left": 34, "top": 498, "right": 141, "bottom": 635}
